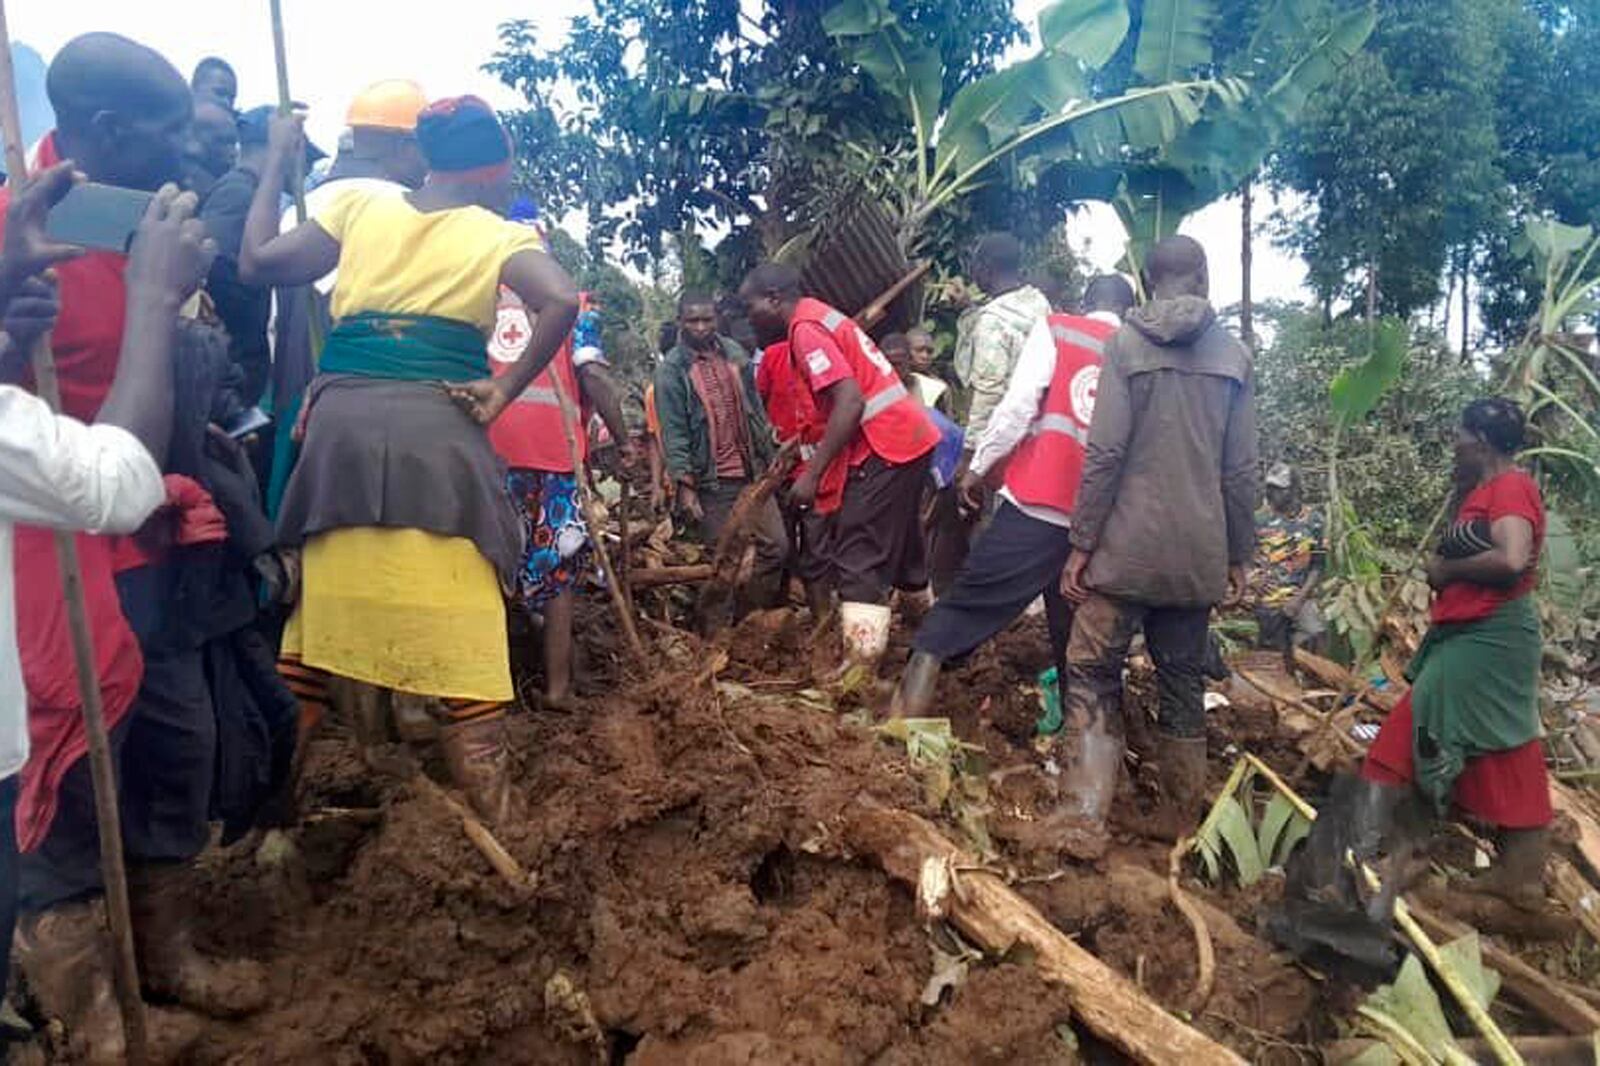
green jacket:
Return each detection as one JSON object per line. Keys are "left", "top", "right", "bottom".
{"left": 654, "top": 337, "right": 775, "bottom": 490}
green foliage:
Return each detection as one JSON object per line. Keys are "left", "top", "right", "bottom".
{"left": 1192, "top": 758, "right": 1314, "bottom": 888}
{"left": 487, "top": 0, "right": 1024, "bottom": 271}
{"left": 1254, "top": 307, "right": 1482, "bottom": 549}
{"left": 544, "top": 227, "right": 671, "bottom": 379}
{"left": 1356, "top": 945, "right": 1501, "bottom": 1065}
{"left": 1272, "top": 0, "right": 1600, "bottom": 341}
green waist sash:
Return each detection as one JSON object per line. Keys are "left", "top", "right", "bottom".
{"left": 317, "top": 312, "right": 489, "bottom": 382}
{"left": 267, "top": 312, "right": 488, "bottom": 517}
{"left": 1409, "top": 594, "right": 1542, "bottom": 814}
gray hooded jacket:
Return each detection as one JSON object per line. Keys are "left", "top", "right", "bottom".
{"left": 1069, "top": 295, "right": 1258, "bottom": 607}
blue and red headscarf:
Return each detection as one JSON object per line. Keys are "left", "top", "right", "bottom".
{"left": 416, "top": 95, "right": 513, "bottom": 183}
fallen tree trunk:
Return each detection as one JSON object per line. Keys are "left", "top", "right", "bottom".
{"left": 843, "top": 800, "right": 1247, "bottom": 1066}
{"left": 1407, "top": 903, "right": 1600, "bottom": 1035}
{"left": 1292, "top": 648, "right": 1399, "bottom": 713}
{"left": 630, "top": 564, "right": 715, "bottom": 589}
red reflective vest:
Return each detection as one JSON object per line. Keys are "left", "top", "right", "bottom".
{"left": 487, "top": 288, "right": 588, "bottom": 473}
{"left": 754, "top": 341, "right": 848, "bottom": 514}
{"left": 787, "top": 297, "right": 938, "bottom": 467}
{"left": 1002, "top": 314, "right": 1114, "bottom": 515}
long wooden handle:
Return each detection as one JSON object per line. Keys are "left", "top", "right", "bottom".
{"left": 0, "top": 6, "right": 149, "bottom": 1061}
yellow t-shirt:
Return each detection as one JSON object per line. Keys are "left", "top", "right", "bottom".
{"left": 313, "top": 188, "right": 548, "bottom": 333}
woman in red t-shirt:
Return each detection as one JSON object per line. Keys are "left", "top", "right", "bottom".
{"left": 1273, "top": 400, "right": 1550, "bottom": 969}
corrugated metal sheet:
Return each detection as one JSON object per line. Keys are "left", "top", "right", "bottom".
{"left": 798, "top": 196, "right": 923, "bottom": 337}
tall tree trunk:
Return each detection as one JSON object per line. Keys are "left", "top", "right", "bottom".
{"left": 1459, "top": 245, "right": 1471, "bottom": 361}
{"left": 1365, "top": 259, "right": 1378, "bottom": 324}
{"left": 1240, "top": 177, "right": 1255, "bottom": 349}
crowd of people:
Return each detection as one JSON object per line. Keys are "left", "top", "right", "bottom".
{"left": 0, "top": 26, "right": 1559, "bottom": 1060}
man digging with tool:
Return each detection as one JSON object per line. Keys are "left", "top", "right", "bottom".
{"left": 741, "top": 263, "right": 938, "bottom": 674}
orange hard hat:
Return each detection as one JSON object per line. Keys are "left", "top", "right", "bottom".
{"left": 345, "top": 79, "right": 427, "bottom": 131}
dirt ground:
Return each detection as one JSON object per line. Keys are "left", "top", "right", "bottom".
{"left": 20, "top": 594, "right": 1596, "bottom": 1063}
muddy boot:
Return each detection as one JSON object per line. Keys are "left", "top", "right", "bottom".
{"left": 890, "top": 651, "right": 942, "bottom": 718}
{"left": 1466, "top": 827, "right": 1551, "bottom": 912}
{"left": 16, "top": 899, "right": 204, "bottom": 1064}
{"left": 1053, "top": 719, "right": 1124, "bottom": 861}
{"left": 894, "top": 586, "right": 935, "bottom": 626}
{"left": 1267, "top": 775, "right": 1412, "bottom": 976}
{"left": 129, "top": 863, "right": 269, "bottom": 1018}
{"left": 439, "top": 712, "right": 514, "bottom": 826}
{"left": 839, "top": 601, "right": 893, "bottom": 680}
{"left": 1143, "top": 732, "right": 1208, "bottom": 843}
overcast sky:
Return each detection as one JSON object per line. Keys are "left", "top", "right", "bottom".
{"left": 18, "top": 0, "right": 1310, "bottom": 312}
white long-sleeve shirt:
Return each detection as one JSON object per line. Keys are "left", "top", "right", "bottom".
{"left": 0, "top": 385, "right": 165, "bottom": 780}
{"left": 969, "top": 311, "right": 1120, "bottom": 529}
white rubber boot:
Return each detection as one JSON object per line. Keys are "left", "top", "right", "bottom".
{"left": 839, "top": 601, "right": 893, "bottom": 670}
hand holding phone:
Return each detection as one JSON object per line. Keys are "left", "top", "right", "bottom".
{"left": 1, "top": 161, "right": 85, "bottom": 296}
{"left": 44, "top": 179, "right": 154, "bottom": 255}
{"left": 123, "top": 185, "right": 216, "bottom": 305}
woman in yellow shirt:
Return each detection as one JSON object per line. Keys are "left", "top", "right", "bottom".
{"left": 240, "top": 97, "right": 578, "bottom": 823}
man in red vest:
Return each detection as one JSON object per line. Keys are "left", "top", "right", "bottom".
{"left": 892, "top": 276, "right": 1135, "bottom": 718}
{"left": 488, "top": 282, "right": 629, "bottom": 708}
{"left": 741, "top": 263, "right": 938, "bottom": 668}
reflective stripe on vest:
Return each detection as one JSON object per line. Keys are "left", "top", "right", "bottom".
{"left": 1028, "top": 411, "right": 1089, "bottom": 445}
{"left": 512, "top": 385, "right": 560, "bottom": 407}
{"left": 861, "top": 379, "right": 910, "bottom": 421}
{"left": 821, "top": 309, "right": 847, "bottom": 332}
{"left": 1050, "top": 323, "right": 1107, "bottom": 354}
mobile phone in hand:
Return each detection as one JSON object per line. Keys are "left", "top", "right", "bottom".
{"left": 220, "top": 406, "right": 273, "bottom": 440}
{"left": 45, "top": 182, "right": 154, "bottom": 253}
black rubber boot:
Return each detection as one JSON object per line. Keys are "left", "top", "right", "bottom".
{"left": 1468, "top": 827, "right": 1550, "bottom": 912}
{"left": 1267, "top": 775, "right": 1416, "bottom": 977}
{"left": 890, "top": 651, "right": 942, "bottom": 718}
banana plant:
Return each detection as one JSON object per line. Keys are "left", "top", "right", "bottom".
{"left": 1113, "top": 0, "right": 1379, "bottom": 260}
{"left": 821, "top": 0, "right": 1242, "bottom": 253}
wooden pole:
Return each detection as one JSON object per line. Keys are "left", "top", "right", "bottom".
{"left": 548, "top": 376, "right": 647, "bottom": 665}
{"left": 267, "top": 0, "right": 323, "bottom": 355}
{"left": 0, "top": 8, "right": 148, "bottom": 1061}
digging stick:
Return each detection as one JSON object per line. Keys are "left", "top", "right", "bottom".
{"left": 548, "top": 375, "right": 647, "bottom": 665}
{"left": 619, "top": 477, "right": 634, "bottom": 611}
{"left": 268, "top": 0, "right": 323, "bottom": 357}
{"left": 0, "top": 7, "right": 148, "bottom": 1061}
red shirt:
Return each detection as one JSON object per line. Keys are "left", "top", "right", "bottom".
{"left": 1431, "top": 469, "right": 1545, "bottom": 624}
{"left": 0, "top": 132, "right": 146, "bottom": 849}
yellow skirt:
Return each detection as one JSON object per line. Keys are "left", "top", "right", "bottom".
{"left": 282, "top": 527, "right": 512, "bottom": 702}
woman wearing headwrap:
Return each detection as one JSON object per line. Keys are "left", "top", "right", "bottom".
{"left": 1272, "top": 398, "right": 1550, "bottom": 970}
{"left": 240, "top": 97, "right": 578, "bottom": 823}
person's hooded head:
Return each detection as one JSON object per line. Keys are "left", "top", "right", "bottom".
{"left": 344, "top": 78, "right": 429, "bottom": 189}
{"left": 48, "top": 32, "right": 192, "bottom": 190}
{"left": 415, "top": 95, "right": 516, "bottom": 214}
{"left": 1126, "top": 236, "right": 1218, "bottom": 349}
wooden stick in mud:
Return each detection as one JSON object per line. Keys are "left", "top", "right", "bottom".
{"left": 844, "top": 801, "right": 1247, "bottom": 1066}
{"left": 0, "top": 7, "right": 148, "bottom": 1061}
{"left": 547, "top": 375, "right": 647, "bottom": 665}
{"left": 1167, "top": 836, "right": 1216, "bottom": 1013}
{"left": 619, "top": 476, "right": 634, "bottom": 611}
{"left": 411, "top": 773, "right": 533, "bottom": 891}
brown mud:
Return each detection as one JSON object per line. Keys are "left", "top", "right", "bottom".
{"left": 21, "top": 597, "right": 1593, "bottom": 1063}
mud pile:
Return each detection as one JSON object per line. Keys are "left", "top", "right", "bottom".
{"left": 137, "top": 603, "right": 1596, "bottom": 1064}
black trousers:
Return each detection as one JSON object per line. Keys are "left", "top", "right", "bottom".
{"left": 831, "top": 452, "right": 932, "bottom": 603}
{"left": 19, "top": 650, "right": 216, "bottom": 913}
{"left": 0, "top": 776, "right": 18, "bottom": 1002}
{"left": 913, "top": 501, "right": 1074, "bottom": 669}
